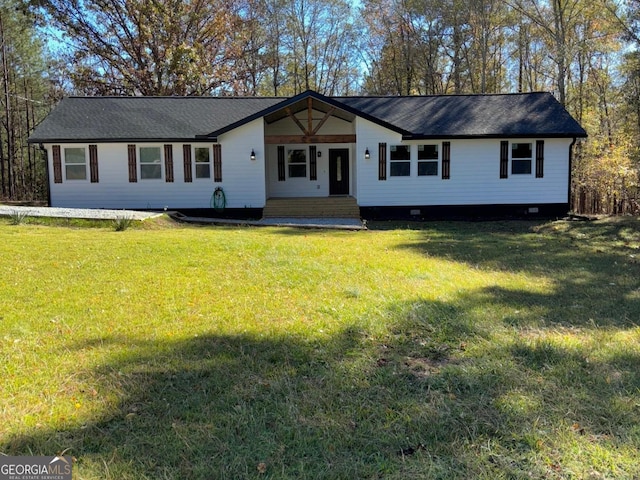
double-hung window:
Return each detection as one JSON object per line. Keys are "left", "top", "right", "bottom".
{"left": 195, "top": 147, "right": 211, "bottom": 179}
{"left": 418, "top": 144, "right": 438, "bottom": 176}
{"left": 64, "top": 147, "right": 87, "bottom": 180}
{"left": 390, "top": 145, "right": 410, "bottom": 176}
{"left": 140, "top": 147, "right": 162, "bottom": 179}
{"left": 511, "top": 143, "right": 532, "bottom": 174}
{"left": 288, "top": 149, "right": 307, "bottom": 178}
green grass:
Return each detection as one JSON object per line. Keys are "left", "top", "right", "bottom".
{"left": 1, "top": 216, "right": 639, "bottom": 479}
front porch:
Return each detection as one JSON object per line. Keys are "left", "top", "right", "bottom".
{"left": 263, "top": 196, "right": 360, "bottom": 218}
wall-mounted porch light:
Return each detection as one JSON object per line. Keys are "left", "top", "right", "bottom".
{"left": 364, "top": 148, "right": 370, "bottom": 160}
{"left": 250, "top": 149, "right": 256, "bottom": 161}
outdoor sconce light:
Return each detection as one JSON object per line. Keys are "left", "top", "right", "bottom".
{"left": 250, "top": 149, "right": 256, "bottom": 161}
{"left": 364, "top": 148, "right": 370, "bottom": 160}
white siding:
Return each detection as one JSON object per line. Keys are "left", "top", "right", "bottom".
{"left": 45, "top": 113, "right": 573, "bottom": 211}
{"left": 355, "top": 118, "right": 572, "bottom": 207}
{"left": 47, "top": 119, "right": 266, "bottom": 209}
{"left": 265, "top": 143, "right": 355, "bottom": 198}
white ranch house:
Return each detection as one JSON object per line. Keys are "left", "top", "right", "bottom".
{"left": 29, "top": 90, "right": 587, "bottom": 218}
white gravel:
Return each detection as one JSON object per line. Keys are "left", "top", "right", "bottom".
{"left": 1, "top": 205, "right": 364, "bottom": 229}
{"left": 0, "top": 205, "right": 162, "bottom": 221}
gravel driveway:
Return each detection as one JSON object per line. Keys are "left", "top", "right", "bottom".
{"left": 0, "top": 205, "right": 162, "bottom": 221}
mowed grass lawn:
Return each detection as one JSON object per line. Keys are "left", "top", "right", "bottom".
{"left": 1, "top": 216, "right": 640, "bottom": 479}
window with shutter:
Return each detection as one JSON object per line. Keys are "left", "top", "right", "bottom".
{"left": 389, "top": 145, "right": 411, "bottom": 176}
{"left": 418, "top": 144, "right": 438, "bottom": 176}
{"left": 64, "top": 147, "right": 87, "bottom": 180}
{"left": 511, "top": 143, "right": 532, "bottom": 175}
{"left": 195, "top": 147, "right": 211, "bottom": 179}
{"left": 139, "top": 147, "right": 162, "bottom": 179}
{"left": 287, "top": 149, "right": 307, "bottom": 178}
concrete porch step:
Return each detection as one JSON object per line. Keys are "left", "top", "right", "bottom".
{"left": 263, "top": 197, "right": 360, "bottom": 218}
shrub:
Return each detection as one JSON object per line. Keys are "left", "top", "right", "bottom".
{"left": 9, "top": 210, "right": 27, "bottom": 225}
{"left": 113, "top": 215, "right": 134, "bottom": 231}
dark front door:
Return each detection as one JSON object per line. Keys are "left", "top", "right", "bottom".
{"left": 329, "top": 149, "right": 349, "bottom": 195}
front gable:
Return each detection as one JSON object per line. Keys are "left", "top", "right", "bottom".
{"left": 199, "top": 90, "right": 410, "bottom": 143}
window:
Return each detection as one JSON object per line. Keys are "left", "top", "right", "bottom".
{"left": 390, "top": 145, "right": 410, "bottom": 176}
{"left": 64, "top": 147, "right": 87, "bottom": 180}
{"left": 140, "top": 147, "right": 162, "bottom": 179}
{"left": 195, "top": 147, "right": 211, "bottom": 179}
{"left": 418, "top": 144, "right": 438, "bottom": 176}
{"left": 288, "top": 149, "right": 307, "bottom": 178}
{"left": 512, "top": 143, "right": 532, "bottom": 174}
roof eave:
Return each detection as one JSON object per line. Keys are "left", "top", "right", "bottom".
{"left": 403, "top": 132, "right": 588, "bottom": 140}
{"left": 28, "top": 137, "right": 210, "bottom": 144}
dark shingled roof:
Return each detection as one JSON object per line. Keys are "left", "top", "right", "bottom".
{"left": 339, "top": 92, "right": 587, "bottom": 138}
{"left": 29, "top": 91, "right": 586, "bottom": 143}
{"left": 29, "top": 96, "right": 284, "bottom": 143}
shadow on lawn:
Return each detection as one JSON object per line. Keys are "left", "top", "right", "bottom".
{"left": 4, "top": 298, "right": 640, "bottom": 478}
{"left": 3, "top": 220, "right": 640, "bottom": 478}
{"left": 394, "top": 220, "right": 640, "bottom": 328}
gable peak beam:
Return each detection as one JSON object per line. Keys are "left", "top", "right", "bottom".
{"left": 286, "top": 107, "right": 308, "bottom": 135}
{"left": 312, "top": 107, "right": 336, "bottom": 135}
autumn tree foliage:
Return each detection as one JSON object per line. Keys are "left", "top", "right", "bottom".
{"left": 33, "top": 0, "right": 249, "bottom": 95}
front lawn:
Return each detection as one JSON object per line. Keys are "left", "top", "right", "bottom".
{"left": 1, "top": 216, "right": 639, "bottom": 479}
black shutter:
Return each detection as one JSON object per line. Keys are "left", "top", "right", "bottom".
{"left": 213, "top": 144, "right": 222, "bottom": 182}
{"left": 500, "top": 141, "right": 509, "bottom": 179}
{"left": 278, "top": 145, "right": 285, "bottom": 181}
{"left": 535, "top": 140, "right": 544, "bottom": 178}
{"left": 442, "top": 141, "right": 451, "bottom": 180}
{"left": 89, "top": 145, "right": 99, "bottom": 183}
{"left": 164, "top": 144, "right": 174, "bottom": 183}
{"left": 52, "top": 145, "right": 62, "bottom": 183}
{"left": 309, "top": 145, "right": 317, "bottom": 181}
{"left": 378, "top": 142, "right": 387, "bottom": 180}
{"left": 127, "top": 144, "right": 137, "bottom": 183}
{"left": 183, "top": 145, "right": 192, "bottom": 182}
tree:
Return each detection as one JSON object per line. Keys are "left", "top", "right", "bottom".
{"left": 0, "top": 0, "right": 50, "bottom": 201}
{"left": 34, "top": 0, "right": 248, "bottom": 95}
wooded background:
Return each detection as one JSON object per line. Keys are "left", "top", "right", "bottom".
{"left": 1, "top": 0, "right": 639, "bottom": 214}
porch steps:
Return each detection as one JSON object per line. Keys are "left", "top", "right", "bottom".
{"left": 263, "top": 197, "right": 360, "bottom": 218}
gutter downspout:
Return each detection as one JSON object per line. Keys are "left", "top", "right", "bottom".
{"left": 568, "top": 137, "right": 577, "bottom": 214}
{"left": 38, "top": 143, "right": 51, "bottom": 207}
